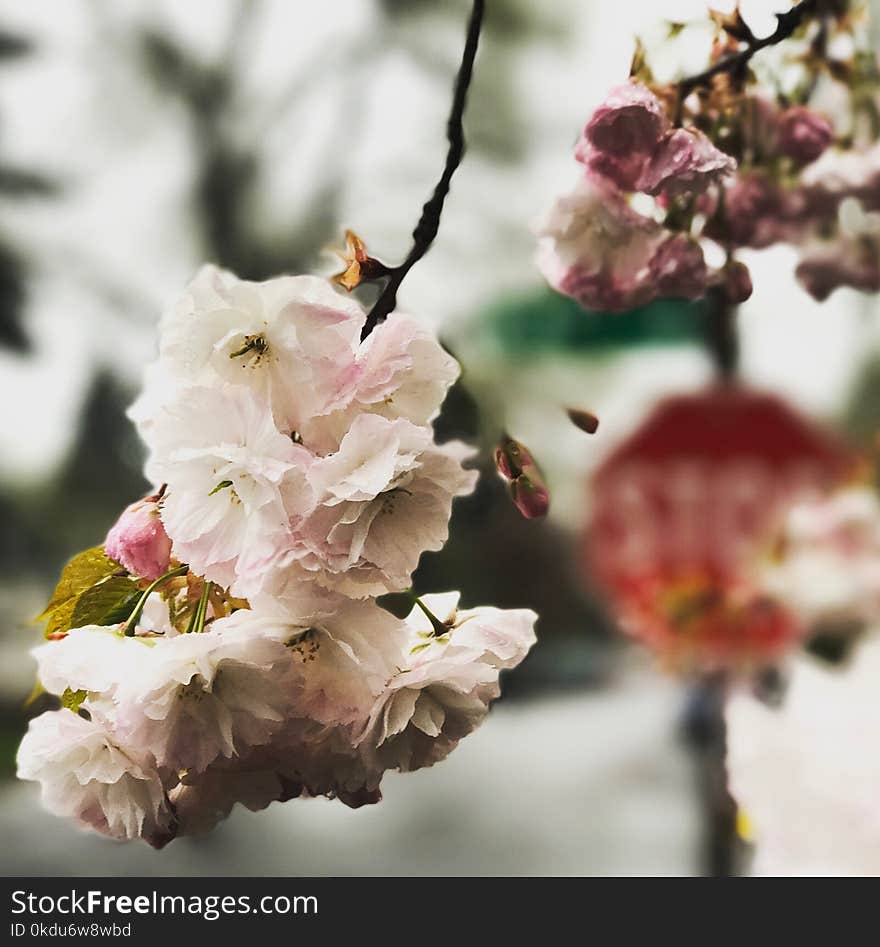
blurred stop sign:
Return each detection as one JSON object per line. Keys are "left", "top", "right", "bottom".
{"left": 588, "top": 387, "right": 853, "bottom": 597}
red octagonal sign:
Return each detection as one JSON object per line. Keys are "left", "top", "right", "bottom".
{"left": 588, "top": 387, "right": 853, "bottom": 599}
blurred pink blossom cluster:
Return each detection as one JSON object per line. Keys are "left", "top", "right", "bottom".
{"left": 538, "top": 81, "right": 738, "bottom": 313}
{"left": 539, "top": 54, "right": 880, "bottom": 311}
{"left": 17, "top": 267, "right": 537, "bottom": 846}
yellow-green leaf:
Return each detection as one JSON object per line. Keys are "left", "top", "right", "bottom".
{"left": 36, "top": 545, "right": 118, "bottom": 623}
{"left": 61, "top": 688, "right": 87, "bottom": 713}
{"left": 70, "top": 575, "right": 140, "bottom": 629}
{"left": 43, "top": 597, "right": 78, "bottom": 639}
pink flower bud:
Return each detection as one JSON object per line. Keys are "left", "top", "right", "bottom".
{"left": 722, "top": 260, "right": 753, "bottom": 303}
{"left": 105, "top": 496, "right": 173, "bottom": 581}
{"left": 510, "top": 475, "right": 550, "bottom": 521}
{"left": 647, "top": 234, "right": 710, "bottom": 300}
{"left": 776, "top": 106, "right": 833, "bottom": 165}
{"left": 495, "top": 436, "right": 550, "bottom": 520}
{"left": 494, "top": 436, "right": 533, "bottom": 481}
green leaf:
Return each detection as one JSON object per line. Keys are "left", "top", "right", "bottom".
{"left": 61, "top": 688, "right": 87, "bottom": 714}
{"left": 43, "top": 597, "right": 78, "bottom": 639}
{"left": 36, "top": 546, "right": 118, "bottom": 623}
{"left": 70, "top": 575, "right": 141, "bottom": 629}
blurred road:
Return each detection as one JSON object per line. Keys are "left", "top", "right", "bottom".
{"left": 0, "top": 657, "right": 698, "bottom": 876}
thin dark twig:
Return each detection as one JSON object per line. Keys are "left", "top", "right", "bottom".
{"left": 676, "top": 0, "right": 821, "bottom": 118}
{"left": 361, "top": 0, "right": 485, "bottom": 340}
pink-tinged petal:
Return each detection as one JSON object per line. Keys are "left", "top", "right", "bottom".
{"left": 536, "top": 175, "right": 666, "bottom": 313}
{"left": 582, "top": 81, "right": 669, "bottom": 156}
{"left": 577, "top": 146, "right": 650, "bottom": 192}
{"left": 801, "top": 142, "right": 880, "bottom": 214}
{"left": 638, "top": 128, "right": 736, "bottom": 198}
{"left": 706, "top": 172, "right": 794, "bottom": 249}
{"left": 796, "top": 237, "right": 880, "bottom": 301}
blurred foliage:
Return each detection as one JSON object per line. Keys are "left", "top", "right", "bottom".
{"left": 1, "top": 371, "right": 147, "bottom": 576}
{"left": 486, "top": 286, "right": 708, "bottom": 355}
{"left": 0, "top": 30, "right": 32, "bottom": 60}
{"left": 133, "top": 10, "right": 310, "bottom": 278}
{"left": 0, "top": 27, "right": 56, "bottom": 352}
{"left": 378, "top": 0, "right": 569, "bottom": 162}
{"left": 842, "top": 353, "right": 880, "bottom": 454}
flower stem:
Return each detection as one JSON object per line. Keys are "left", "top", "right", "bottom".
{"left": 360, "top": 0, "right": 485, "bottom": 340}
{"left": 412, "top": 595, "right": 450, "bottom": 637}
{"left": 123, "top": 564, "right": 189, "bottom": 637}
{"left": 185, "top": 581, "right": 213, "bottom": 634}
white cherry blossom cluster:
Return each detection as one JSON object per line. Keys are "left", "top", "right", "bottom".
{"left": 17, "top": 267, "right": 537, "bottom": 846}
{"left": 758, "top": 485, "right": 880, "bottom": 634}
{"left": 727, "top": 634, "right": 880, "bottom": 876}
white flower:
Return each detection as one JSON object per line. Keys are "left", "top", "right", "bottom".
{"left": 292, "top": 420, "right": 477, "bottom": 597}
{"left": 300, "top": 314, "right": 460, "bottom": 453}
{"left": 33, "top": 626, "right": 148, "bottom": 698}
{"left": 220, "top": 598, "right": 405, "bottom": 729}
{"left": 726, "top": 635, "right": 880, "bottom": 875}
{"left": 536, "top": 175, "right": 680, "bottom": 312}
{"left": 310, "top": 414, "right": 430, "bottom": 505}
{"left": 351, "top": 314, "right": 459, "bottom": 424}
{"left": 137, "top": 593, "right": 180, "bottom": 637}
{"left": 359, "top": 593, "right": 537, "bottom": 772}
{"left": 169, "top": 758, "right": 287, "bottom": 838}
{"left": 171, "top": 716, "right": 386, "bottom": 835}
{"left": 270, "top": 718, "right": 384, "bottom": 807}
{"left": 158, "top": 265, "right": 366, "bottom": 436}
{"left": 22, "top": 252, "right": 525, "bottom": 842}
{"left": 759, "top": 486, "right": 880, "bottom": 630}
{"left": 17, "top": 710, "right": 174, "bottom": 846}
{"left": 142, "top": 382, "right": 314, "bottom": 594}
{"left": 114, "top": 623, "right": 295, "bottom": 773}
{"left": 247, "top": 569, "right": 349, "bottom": 624}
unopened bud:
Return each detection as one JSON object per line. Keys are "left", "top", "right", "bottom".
{"left": 495, "top": 435, "right": 550, "bottom": 520}
{"left": 510, "top": 474, "right": 550, "bottom": 520}
{"left": 722, "top": 259, "right": 753, "bottom": 303}
{"left": 105, "top": 495, "right": 172, "bottom": 581}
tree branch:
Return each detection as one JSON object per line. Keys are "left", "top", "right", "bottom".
{"left": 677, "top": 0, "right": 821, "bottom": 109}
{"left": 360, "top": 0, "right": 485, "bottom": 340}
